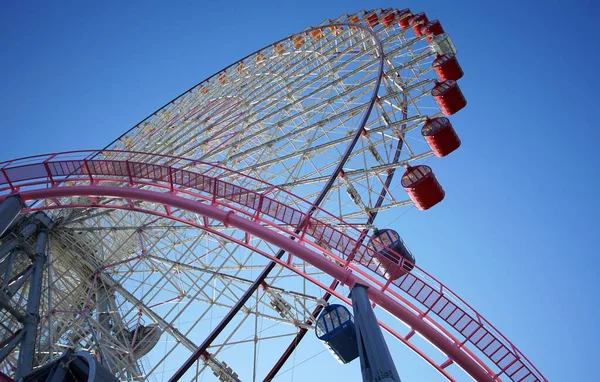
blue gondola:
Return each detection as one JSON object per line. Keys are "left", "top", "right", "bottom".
{"left": 315, "top": 304, "right": 359, "bottom": 364}
{"left": 368, "top": 229, "right": 416, "bottom": 280}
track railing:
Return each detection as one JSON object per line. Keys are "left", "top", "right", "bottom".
{"left": 0, "top": 150, "right": 546, "bottom": 382}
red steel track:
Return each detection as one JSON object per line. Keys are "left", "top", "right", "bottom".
{"left": 0, "top": 151, "right": 546, "bottom": 382}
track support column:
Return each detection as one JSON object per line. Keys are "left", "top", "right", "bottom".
{"left": 0, "top": 195, "right": 24, "bottom": 237}
{"left": 15, "top": 228, "right": 47, "bottom": 380}
{"left": 351, "top": 283, "right": 401, "bottom": 382}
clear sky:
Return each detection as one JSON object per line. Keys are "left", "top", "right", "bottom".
{"left": 1, "top": 0, "right": 598, "bottom": 381}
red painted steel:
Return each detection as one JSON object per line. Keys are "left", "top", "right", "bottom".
{"left": 433, "top": 54, "right": 464, "bottom": 82}
{"left": 422, "top": 117, "right": 461, "bottom": 157}
{"left": 0, "top": 151, "right": 548, "bottom": 382}
{"left": 432, "top": 80, "right": 467, "bottom": 115}
{"left": 401, "top": 165, "right": 445, "bottom": 210}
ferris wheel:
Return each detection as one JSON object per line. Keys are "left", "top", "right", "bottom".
{"left": 0, "top": 8, "right": 546, "bottom": 382}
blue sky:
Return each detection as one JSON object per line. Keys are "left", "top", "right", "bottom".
{"left": 1, "top": 0, "right": 598, "bottom": 381}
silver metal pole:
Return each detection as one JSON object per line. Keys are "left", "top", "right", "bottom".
{"left": 0, "top": 195, "right": 24, "bottom": 237}
{"left": 46, "top": 236, "right": 54, "bottom": 360}
{"left": 15, "top": 229, "right": 47, "bottom": 380}
{"left": 350, "top": 283, "right": 401, "bottom": 382}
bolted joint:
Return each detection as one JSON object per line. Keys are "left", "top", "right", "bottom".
{"left": 22, "top": 312, "right": 40, "bottom": 325}
{"left": 31, "top": 212, "right": 52, "bottom": 229}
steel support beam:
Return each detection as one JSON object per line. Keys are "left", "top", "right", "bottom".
{"left": 0, "top": 237, "right": 18, "bottom": 261}
{"left": 0, "top": 195, "right": 24, "bottom": 237}
{"left": 0, "top": 291, "right": 25, "bottom": 322}
{"left": 0, "top": 251, "right": 16, "bottom": 289}
{"left": 96, "top": 286, "right": 114, "bottom": 369}
{"left": 0, "top": 329, "right": 24, "bottom": 364}
{"left": 15, "top": 229, "right": 47, "bottom": 380}
{"left": 351, "top": 284, "right": 400, "bottom": 382}
{"left": 0, "top": 216, "right": 42, "bottom": 262}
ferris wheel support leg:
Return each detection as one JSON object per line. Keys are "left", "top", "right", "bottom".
{"left": 0, "top": 194, "right": 24, "bottom": 237}
{"left": 15, "top": 228, "right": 47, "bottom": 380}
{"left": 351, "top": 283, "right": 401, "bottom": 382}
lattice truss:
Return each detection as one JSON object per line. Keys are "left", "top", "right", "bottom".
{"left": 0, "top": 8, "right": 492, "bottom": 382}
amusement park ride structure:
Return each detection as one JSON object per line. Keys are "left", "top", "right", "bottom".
{"left": 0, "top": 8, "right": 546, "bottom": 382}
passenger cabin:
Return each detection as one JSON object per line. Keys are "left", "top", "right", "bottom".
{"left": 368, "top": 229, "right": 415, "bottom": 280}
{"left": 397, "top": 9, "right": 413, "bottom": 29}
{"left": 401, "top": 165, "right": 445, "bottom": 210}
{"left": 347, "top": 15, "right": 360, "bottom": 24}
{"left": 409, "top": 12, "right": 429, "bottom": 36}
{"left": 310, "top": 29, "right": 324, "bottom": 42}
{"left": 431, "top": 80, "right": 467, "bottom": 116}
{"left": 346, "top": 15, "right": 361, "bottom": 30}
{"left": 273, "top": 43, "right": 285, "bottom": 56}
{"left": 126, "top": 324, "right": 162, "bottom": 358}
{"left": 315, "top": 304, "right": 359, "bottom": 364}
{"left": 364, "top": 11, "right": 379, "bottom": 28}
{"left": 421, "top": 20, "right": 445, "bottom": 41}
{"left": 433, "top": 54, "right": 464, "bottom": 82}
{"left": 381, "top": 10, "right": 396, "bottom": 27}
{"left": 255, "top": 52, "right": 266, "bottom": 65}
{"left": 292, "top": 35, "right": 305, "bottom": 49}
{"left": 329, "top": 24, "right": 343, "bottom": 36}
{"left": 218, "top": 72, "right": 227, "bottom": 86}
{"left": 422, "top": 117, "right": 461, "bottom": 157}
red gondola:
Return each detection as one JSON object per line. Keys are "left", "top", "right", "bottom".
{"left": 431, "top": 80, "right": 467, "bottom": 116}
{"left": 433, "top": 54, "right": 464, "bottom": 81}
{"left": 409, "top": 12, "right": 429, "bottom": 36}
{"left": 364, "top": 11, "right": 379, "bottom": 28}
{"left": 401, "top": 165, "right": 445, "bottom": 210}
{"left": 310, "top": 29, "right": 324, "bottom": 42}
{"left": 421, "top": 20, "right": 445, "bottom": 41}
{"left": 381, "top": 10, "right": 396, "bottom": 27}
{"left": 422, "top": 117, "right": 461, "bottom": 157}
{"left": 273, "top": 43, "right": 285, "bottom": 55}
{"left": 218, "top": 72, "right": 227, "bottom": 86}
{"left": 397, "top": 9, "right": 413, "bottom": 29}
{"left": 292, "top": 35, "right": 305, "bottom": 49}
